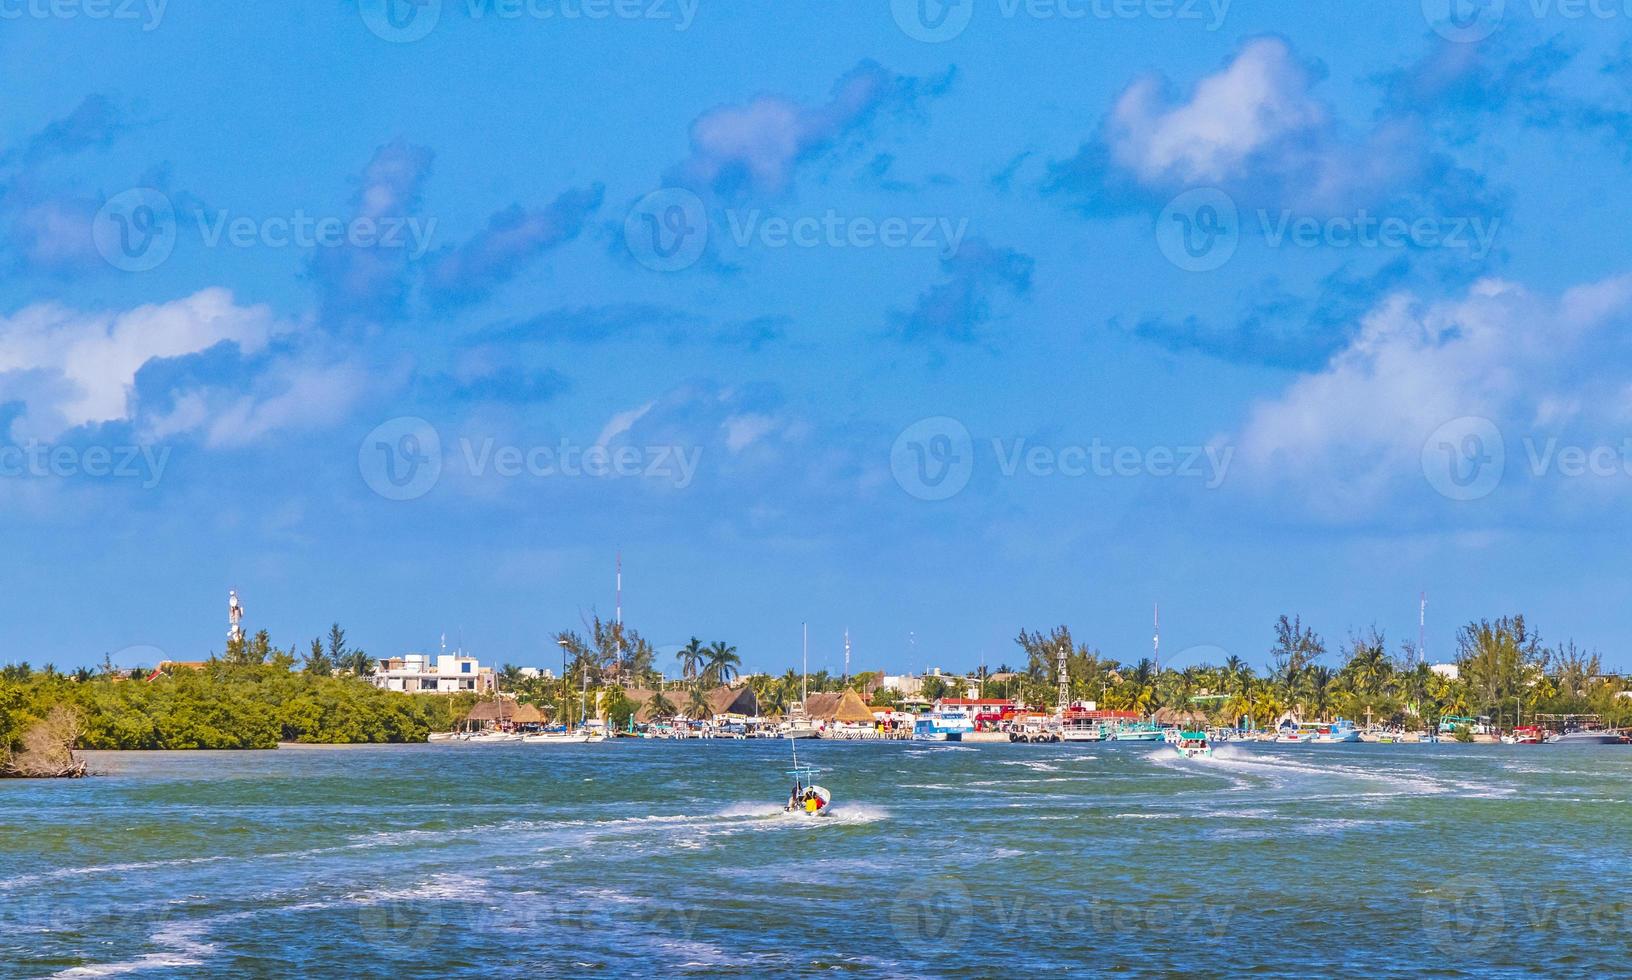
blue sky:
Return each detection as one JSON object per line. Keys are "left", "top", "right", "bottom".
{"left": 4, "top": 0, "right": 1632, "bottom": 675}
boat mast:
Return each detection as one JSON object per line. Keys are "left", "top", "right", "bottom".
{"left": 1153, "top": 602, "right": 1160, "bottom": 675}
{"left": 1418, "top": 591, "right": 1427, "bottom": 667}
{"left": 615, "top": 552, "right": 624, "bottom": 682}
{"left": 801, "top": 622, "right": 808, "bottom": 704}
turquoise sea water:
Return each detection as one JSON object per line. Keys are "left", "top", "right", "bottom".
{"left": 4, "top": 740, "right": 1631, "bottom": 977}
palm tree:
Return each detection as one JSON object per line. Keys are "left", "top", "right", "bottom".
{"left": 704, "top": 641, "right": 741, "bottom": 687}
{"left": 676, "top": 637, "right": 706, "bottom": 683}
{"left": 684, "top": 686, "right": 713, "bottom": 721}
{"left": 646, "top": 690, "right": 677, "bottom": 720}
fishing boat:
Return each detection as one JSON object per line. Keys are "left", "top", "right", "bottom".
{"left": 782, "top": 741, "right": 832, "bottom": 817}
{"left": 427, "top": 731, "right": 461, "bottom": 742}
{"left": 1311, "top": 719, "right": 1361, "bottom": 744}
{"left": 1173, "top": 730, "right": 1211, "bottom": 759}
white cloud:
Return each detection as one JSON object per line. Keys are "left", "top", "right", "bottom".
{"left": 595, "top": 401, "right": 655, "bottom": 447}
{"left": 722, "top": 413, "right": 778, "bottom": 453}
{"left": 1110, "top": 37, "right": 1326, "bottom": 186}
{"left": 1232, "top": 273, "right": 1632, "bottom": 515}
{"left": 0, "top": 288, "right": 286, "bottom": 441}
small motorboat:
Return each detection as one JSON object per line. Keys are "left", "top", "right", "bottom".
{"left": 521, "top": 729, "right": 593, "bottom": 744}
{"left": 1174, "top": 730, "right": 1211, "bottom": 759}
{"left": 782, "top": 741, "right": 833, "bottom": 817}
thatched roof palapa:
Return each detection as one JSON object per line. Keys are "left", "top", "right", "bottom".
{"left": 833, "top": 689, "right": 875, "bottom": 724}
{"left": 466, "top": 700, "right": 514, "bottom": 723}
{"left": 511, "top": 703, "right": 547, "bottom": 725}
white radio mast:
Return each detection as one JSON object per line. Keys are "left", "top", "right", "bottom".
{"left": 228, "top": 590, "right": 244, "bottom": 645}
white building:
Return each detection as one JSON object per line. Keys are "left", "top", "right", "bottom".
{"left": 373, "top": 653, "right": 496, "bottom": 694}
{"left": 1429, "top": 663, "right": 1460, "bottom": 681}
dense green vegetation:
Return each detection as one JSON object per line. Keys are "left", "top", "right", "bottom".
{"left": 981, "top": 614, "right": 1632, "bottom": 728}
{"left": 0, "top": 625, "right": 469, "bottom": 754}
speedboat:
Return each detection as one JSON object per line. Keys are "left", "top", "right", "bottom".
{"left": 1174, "top": 731, "right": 1211, "bottom": 759}
{"left": 782, "top": 742, "right": 833, "bottom": 817}
{"left": 1546, "top": 728, "right": 1622, "bottom": 745}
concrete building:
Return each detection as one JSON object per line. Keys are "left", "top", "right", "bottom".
{"left": 372, "top": 653, "right": 496, "bottom": 694}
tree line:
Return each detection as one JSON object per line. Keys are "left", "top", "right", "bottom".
{"left": 979, "top": 614, "right": 1628, "bottom": 728}
{"left": 0, "top": 623, "right": 461, "bottom": 762}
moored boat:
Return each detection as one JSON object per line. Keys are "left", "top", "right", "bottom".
{"left": 913, "top": 708, "right": 976, "bottom": 742}
{"left": 1311, "top": 719, "right": 1361, "bottom": 744}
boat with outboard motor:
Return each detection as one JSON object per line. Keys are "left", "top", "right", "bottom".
{"left": 782, "top": 741, "right": 832, "bottom": 817}
{"left": 1173, "top": 730, "right": 1211, "bottom": 759}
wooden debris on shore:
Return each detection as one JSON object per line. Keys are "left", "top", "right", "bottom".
{"left": 1, "top": 707, "right": 89, "bottom": 779}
